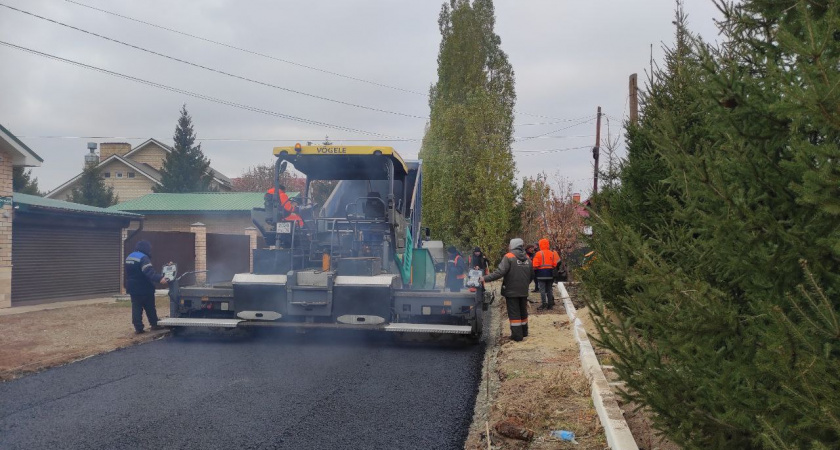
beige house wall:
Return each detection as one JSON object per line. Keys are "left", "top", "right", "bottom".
{"left": 0, "top": 150, "right": 13, "bottom": 308}
{"left": 129, "top": 143, "right": 168, "bottom": 171}
{"left": 141, "top": 214, "right": 253, "bottom": 235}
{"left": 49, "top": 160, "right": 159, "bottom": 202}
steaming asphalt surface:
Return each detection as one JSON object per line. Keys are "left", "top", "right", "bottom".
{"left": 0, "top": 330, "right": 484, "bottom": 449}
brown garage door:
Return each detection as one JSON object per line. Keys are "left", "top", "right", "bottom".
{"left": 12, "top": 224, "right": 122, "bottom": 304}
{"left": 125, "top": 231, "right": 195, "bottom": 286}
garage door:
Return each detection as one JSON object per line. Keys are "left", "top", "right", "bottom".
{"left": 12, "top": 224, "right": 121, "bottom": 304}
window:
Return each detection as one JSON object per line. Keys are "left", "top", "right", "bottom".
{"left": 104, "top": 172, "right": 110, "bottom": 178}
{"left": 116, "top": 172, "right": 123, "bottom": 179}
{"left": 128, "top": 172, "right": 135, "bottom": 178}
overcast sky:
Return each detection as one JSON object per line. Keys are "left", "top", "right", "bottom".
{"left": 0, "top": 0, "right": 723, "bottom": 196}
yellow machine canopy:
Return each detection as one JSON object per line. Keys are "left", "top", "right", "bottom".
{"left": 272, "top": 145, "right": 408, "bottom": 180}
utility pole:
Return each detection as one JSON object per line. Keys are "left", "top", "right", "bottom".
{"left": 629, "top": 74, "right": 639, "bottom": 125}
{"left": 592, "top": 106, "right": 602, "bottom": 195}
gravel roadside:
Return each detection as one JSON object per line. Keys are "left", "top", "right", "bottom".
{"left": 0, "top": 295, "right": 170, "bottom": 382}
{"left": 465, "top": 284, "right": 606, "bottom": 449}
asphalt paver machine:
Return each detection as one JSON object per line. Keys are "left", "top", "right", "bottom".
{"left": 159, "top": 144, "right": 488, "bottom": 342}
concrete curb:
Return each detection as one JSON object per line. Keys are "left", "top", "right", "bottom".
{"left": 558, "top": 282, "right": 638, "bottom": 450}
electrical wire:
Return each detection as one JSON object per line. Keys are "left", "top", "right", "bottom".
{"left": 63, "top": 0, "right": 426, "bottom": 96}
{"left": 0, "top": 40, "right": 400, "bottom": 138}
{"left": 17, "top": 135, "right": 421, "bottom": 142}
{"left": 63, "top": 0, "right": 602, "bottom": 124}
{"left": 515, "top": 117, "right": 596, "bottom": 141}
{"left": 512, "top": 145, "right": 590, "bottom": 154}
{"left": 513, "top": 115, "right": 595, "bottom": 127}
{"left": 18, "top": 134, "right": 595, "bottom": 142}
{"left": 0, "top": 3, "right": 426, "bottom": 120}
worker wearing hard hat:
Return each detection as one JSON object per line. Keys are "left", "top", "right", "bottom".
{"left": 266, "top": 185, "right": 304, "bottom": 228}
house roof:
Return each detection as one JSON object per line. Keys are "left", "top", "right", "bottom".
{"left": 109, "top": 192, "right": 299, "bottom": 214}
{"left": 125, "top": 138, "right": 231, "bottom": 185}
{"left": 0, "top": 123, "right": 43, "bottom": 167}
{"left": 45, "top": 154, "right": 163, "bottom": 198}
{"left": 14, "top": 193, "right": 141, "bottom": 218}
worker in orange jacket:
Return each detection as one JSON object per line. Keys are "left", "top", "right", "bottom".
{"left": 532, "top": 238, "right": 557, "bottom": 310}
{"left": 266, "top": 186, "right": 304, "bottom": 228}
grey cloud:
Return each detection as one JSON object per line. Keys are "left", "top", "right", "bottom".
{"left": 0, "top": 0, "right": 722, "bottom": 197}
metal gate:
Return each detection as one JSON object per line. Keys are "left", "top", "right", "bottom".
{"left": 12, "top": 224, "right": 121, "bottom": 304}
{"left": 125, "top": 231, "right": 196, "bottom": 286}
{"left": 207, "top": 233, "right": 250, "bottom": 284}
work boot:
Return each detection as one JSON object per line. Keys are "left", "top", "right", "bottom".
{"left": 134, "top": 329, "right": 145, "bottom": 335}
{"left": 510, "top": 326, "right": 524, "bottom": 342}
{"left": 537, "top": 304, "right": 546, "bottom": 310}
{"left": 522, "top": 324, "right": 529, "bottom": 337}
{"left": 150, "top": 325, "right": 165, "bottom": 331}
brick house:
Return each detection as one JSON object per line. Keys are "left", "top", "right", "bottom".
{"left": 45, "top": 139, "right": 232, "bottom": 202}
{"left": 0, "top": 124, "right": 43, "bottom": 307}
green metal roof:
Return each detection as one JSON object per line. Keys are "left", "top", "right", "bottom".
{"left": 109, "top": 192, "right": 298, "bottom": 214}
{"left": 14, "top": 193, "right": 141, "bottom": 218}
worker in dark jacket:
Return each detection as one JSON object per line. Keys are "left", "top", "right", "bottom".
{"left": 481, "top": 238, "right": 534, "bottom": 341}
{"left": 445, "top": 246, "right": 466, "bottom": 292}
{"left": 125, "top": 240, "right": 167, "bottom": 334}
{"left": 525, "top": 243, "right": 539, "bottom": 292}
{"left": 470, "top": 247, "right": 490, "bottom": 275}
{"left": 532, "top": 238, "right": 557, "bottom": 309}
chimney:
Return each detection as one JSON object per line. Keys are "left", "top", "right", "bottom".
{"left": 572, "top": 193, "right": 581, "bottom": 204}
{"left": 99, "top": 142, "right": 132, "bottom": 160}
{"left": 84, "top": 142, "right": 99, "bottom": 168}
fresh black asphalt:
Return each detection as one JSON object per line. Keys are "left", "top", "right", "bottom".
{"left": 0, "top": 330, "right": 484, "bottom": 449}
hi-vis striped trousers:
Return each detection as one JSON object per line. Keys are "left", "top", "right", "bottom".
{"left": 506, "top": 296, "right": 529, "bottom": 341}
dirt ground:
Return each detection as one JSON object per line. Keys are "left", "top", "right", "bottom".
{"left": 0, "top": 296, "right": 170, "bottom": 382}
{"left": 466, "top": 286, "right": 606, "bottom": 449}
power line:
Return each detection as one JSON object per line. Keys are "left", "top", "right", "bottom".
{"left": 0, "top": 40, "right": 399, "bottom": 138}
{"left": 512, "top": 145, "right": 590, "bottom": 155}
{"left": 63, "top": 0, "right": 426, "bottom": 96}
{"left": 0, "top": 3, "right": 426, "bottom": 120}
{"left": 19, "top": 134, "right": 595, "bottom": 142}
{"left": 514, "top": 115, "right": 595, "bottom": 127}
{"left": 62, "top": 0, "right": 596, "bottom": 124}
{"left": 18, "top": 135, "right": 421, "bottom": 142}
{"left": 515, "top": 117, "right": 596, "bottom": 141}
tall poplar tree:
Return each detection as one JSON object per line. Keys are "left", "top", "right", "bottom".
{"left": 420, "top": 0, "right": 516, "bottom": 255}
{"left": 155, "top": 105, "right": 214, "bottom": 193}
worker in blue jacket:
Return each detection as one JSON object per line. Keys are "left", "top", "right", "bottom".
{"left": 124, "top": 240, "right": 167, "bottom": 334}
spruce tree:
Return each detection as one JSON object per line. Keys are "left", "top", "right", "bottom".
{"left": 13, "top": 166, "right": 41, "bottom": 195}
{"left": 154, "top": 105, "right": 214, "bottom": 193}
{"left": 68, "top": 164, "right": 117, "bottom": 207}
{"left": 582, "top": 1, "right": 840, "bottom": 448}
{"left": 419, "top": 0, "right": 516, "bottom": 255}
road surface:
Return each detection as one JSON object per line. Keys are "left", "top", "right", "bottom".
{"left": 0, "top": 330, "right": 483, "bottom": 449}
